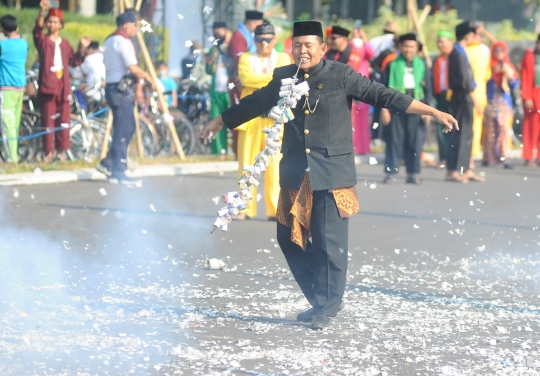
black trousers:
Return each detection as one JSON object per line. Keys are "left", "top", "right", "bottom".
{"left": 383, "top": 113, "right": 425, "bottom": 175}
{"left": 435, "top": 92, "right": 450, "bottom": 162}
{"left": 277, "top": 190, "right": 349, "bottom": 317}
{"left": 103, "top": 84, "right": 136, "bottom": 175}
{"left": 447, "top": 95, "right": 473, "bottom": 173}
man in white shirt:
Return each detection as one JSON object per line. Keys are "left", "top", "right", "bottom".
{"left": 81, "top": 41, "right": 105, "bottom": 102}
{"left": 369, "top": 20, "right": 399, "bottom": 59}
{"left": 96, "top": 11, "right": 154, "bottom": 186}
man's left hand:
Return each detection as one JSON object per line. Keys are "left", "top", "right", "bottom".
{"left": 80, "top": 36, "right": 92, "bottom": 49}
{"left": 433, "top": 111, "right": 459, "bottom": 133}
{"left": 135, "top": 89, "right": 144, "bottom": 104}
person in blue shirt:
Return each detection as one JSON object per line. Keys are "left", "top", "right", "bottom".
{"left": 157, "top": 61, "right": 178, "bottom": 108}
{"left": 0, "top": 14, "right": 28, "bottom": 163}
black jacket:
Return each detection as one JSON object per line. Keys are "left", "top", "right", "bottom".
{"left": 221, "top": 59, "right": 413, "bottom": 190}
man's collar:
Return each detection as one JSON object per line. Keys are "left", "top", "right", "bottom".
{"left": 302, "top": 59, "right": 324, "bottom": 75}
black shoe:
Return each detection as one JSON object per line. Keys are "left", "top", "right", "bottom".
{"left": 481, "top": 160, "right": 489, "bottom": 167}
{"left": 109, "top": 174, "right": 142, "bottom": 187}
{"left": 383, "top": 175, "right": 395, "bottom": 184}
{"left": 296, "top": 301, "right": 345, "bottom": 322}
{"left": 311, "top": 315, "right": 332, "bottom": 330}
{"left": 96, "top": 161, "right": 112, "bottom": 177}
{"left": 504, "top": 163, "right": 514, "bottom": 169}
{"left": 405, "top": 176, "right": 422, "bottom": 185}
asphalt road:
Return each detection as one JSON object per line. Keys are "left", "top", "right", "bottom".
{"left": 1, "top": 163, "right": 539, "bottom": 375}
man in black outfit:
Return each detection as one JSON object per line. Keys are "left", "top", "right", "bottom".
{"left": 446, "top": 21, "right": 484, "bottom": 183}
{"left": 200, "top": 21, "right": 458, "bottom": 330}
{"left": 381, "top": 33, "right": 432, "bottom": 184}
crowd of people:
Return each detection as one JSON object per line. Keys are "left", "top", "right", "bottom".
{"left": 1, "top": 5, "right": 540, "bottom": 190}
{"left": 195, "top": 13, "right": 540, "bottom": 190}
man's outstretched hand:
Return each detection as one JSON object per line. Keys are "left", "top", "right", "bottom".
{"left": 433, "top": 111, "right": 459, "bottom": 133}
{"left": 199, "top": 115, "right": 225, "bottom": 145}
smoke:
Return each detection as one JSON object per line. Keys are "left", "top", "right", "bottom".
{"left": 0, "top": 181, "right": 213, "bottom": 373}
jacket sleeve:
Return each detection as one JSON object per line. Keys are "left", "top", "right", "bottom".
{"left": 222, "top": 71, "right": 281, "bottom": 129}
{"left": 362, "top": 41, "right": 375, "bottom": 61}
{"left": 238, "top": 53, "right": 273, "bottom": 89}
{"left": 33, "top": 21, "right": 44, "bottom": 52}
{"left": 448, "top": 51, "right": 474, "bottom": 93}
{"left": 521, "top": 53, "right": 533, "bottom": 102}
{"left": 344, "top": 64, "right": 413, "bottom": 113}
{"left": 228, "top": 31, "right": 247, "bottom": 73}
{"left": 69, "top": 45, "right": 87, "bottom": 67}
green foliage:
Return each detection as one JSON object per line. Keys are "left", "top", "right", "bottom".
{"left": 0, "top": 5, "right": 115, "bottom": 68}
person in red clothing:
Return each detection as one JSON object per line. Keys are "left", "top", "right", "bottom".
{"left": 520, "top": 35, "right": 540, "bottom": 167}
{"left": 227, "top": 10, "right": 263, "bottom": 154}
{"left": 325, "top": 26, "right": 362, "bottom": 72}
{"left": 326, "top": 25, "right": 373, "bottom": 155}
{"left": 34, "top": 0, "right": 90, "bottom": 162}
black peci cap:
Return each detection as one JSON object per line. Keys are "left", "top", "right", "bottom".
{"left": 245, "top": 10, "right": 263, "bottom": 20}
{"left": 455, "top": 21, "right": 477, "bottom": 40}
{"left": 331, "top": 26, "right": 350, "bottom": 38}
{"left": 212, "top": 21, "right": 227, "bottom": 29}
{"left": 116, "top": 11, "right": 137, "bottom": 26}
{"left": 255, "top": 22, "right": 275, "bottom": 35}
{"left": 293, "top": 21, "right": 323, "bottom": 38}
{"left": 398, "top": 33, "right": 417, "bottom": 43}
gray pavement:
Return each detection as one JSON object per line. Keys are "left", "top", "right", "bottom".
{"left": 1, "top": 162, "right": 540, "bottom": 375}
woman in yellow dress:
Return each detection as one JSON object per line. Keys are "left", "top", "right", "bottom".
{"left": 236, "top": 22, "right": 292, "bottom": 220}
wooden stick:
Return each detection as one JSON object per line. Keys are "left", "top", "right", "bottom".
{"left": 123, "top": 0, "right": 134, "bottom": 8}
{"left": 135, "top": 0, "right": 143, "bottom": 11}
{"left": 410, "top": 3, "right": 433, "bottom": 68}
{"left": 418, "top": 5, "right": 432, "bottom": 26}
{"left": 100, "top": 111, "right": 114, "bottom": 160}
{"left": 407, "top": 0, "right": 413, "bottom": 32}
{"left": 134, "top": 107, "right": 144, "bottom": 157}
{"left": 135, "top": 31, "right": 186, "bottom": 160}
{"left": 118, "top": 0, "right": 125, "bottom": 13}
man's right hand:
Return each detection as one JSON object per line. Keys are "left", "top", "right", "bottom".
{"left": 199, "top": 116, "right": 225, "bottom": 145}
{"left": 381, "top": 109, "right": 391, "bottom": 125}
{"left": 524, "top": 99, "right": 534, "bottom": 111}
{"left": 40, "top": 0, "right": 51, "bottom": 11}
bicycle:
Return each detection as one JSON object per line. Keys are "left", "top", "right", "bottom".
{"left": 140, "top": 85, "right": 196, "bottom": 156}
{"left": 179, "top": 78, "right": 211, "bottom": 155}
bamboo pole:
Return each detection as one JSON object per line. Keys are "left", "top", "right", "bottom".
{"left": 118, "top": 0, "right": 125, "bottom": 13}
{"left": 134, "top": 107, "right": 145, "bottom": 157}
{"left": 409, "top": 2, "right": 433, "bottom": 68}
{"left": 407, "top": 0, "right": 413, "bottom": 32}
{"left": 135, "top": 30, "right": 186, "bottom": 159}
{"left": 135, "top": 0, "right": 143, "bottom": 11}
{"left": 100, "top": 111, "right": 114, "bottom": 160}
{"left": 418, "top": 5, "right": 432, "bottom": 26}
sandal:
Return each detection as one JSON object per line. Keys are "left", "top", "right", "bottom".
{"left": 445, "top": 175, "right": 468, "bottom": 183}
{"left": 466, "top": 173, "right": 485, "bottom": 183}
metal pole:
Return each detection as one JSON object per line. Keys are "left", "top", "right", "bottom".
{"left": 340, "top": 0, "right": 349, "bottom": 20}
{"left": 286, "top": 0, "right": 295, "bottom": 22}
{"left": 470, "top": 0, "right": 477, "bottom": 21}
{"left": 367, "top": 0, "right": 375, "bottom": 24}
{"left": 313, "top": 0, "right": 321, "bottom": 19}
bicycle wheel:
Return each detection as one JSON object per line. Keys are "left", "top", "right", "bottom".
{"left": 84, "top": 117, "right": 111, "bottom": 160}
{"left": 170, "top": 108, "right": 196, "bottom": 156}
{"left": 192, "top": 112, "right": 211, "bottom": 155}
{"left": 137, "top": 114, "right": 158, "bottom": 157}
{"left": 68, "top": 120, "right": 96, "bottom": 161}
{"left": 17, "top": 113, "right": 39, "bottom": 162}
